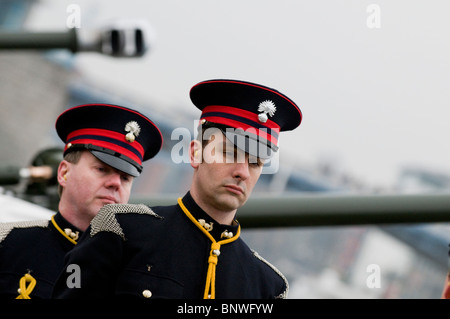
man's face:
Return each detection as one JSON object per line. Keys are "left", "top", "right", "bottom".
{"left": 60, "top": 151, "right": 133, "bottom": 222}
{"left": 191, "top": 130, "right": 264, "bottom": 215}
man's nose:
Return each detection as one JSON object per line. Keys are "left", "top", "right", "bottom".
{"left": 232, "top": 161, "right": 250, "bottom": 181}
{"left": 105, "top": 172, "right": 122, "bottom": 189}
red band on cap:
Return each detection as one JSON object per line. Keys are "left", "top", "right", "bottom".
{"left": 200, "top": 105, "right": 280, "bottom": 146}
{"left": 66, "top": 128, "right": 144, "bottom": 164}
{"left": 202, "top": 105, "right": 280, "bottom": 129}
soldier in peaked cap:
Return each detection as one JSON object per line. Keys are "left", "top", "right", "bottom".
{"left": 53, "top": 80, "right": 301, "bottom": 299}
{"left": 0, "top": 104, "right": 162, "bottom": 299}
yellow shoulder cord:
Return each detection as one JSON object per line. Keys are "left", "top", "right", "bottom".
{"left": 16, "top": 216, "right": 78, "bottom": 299}
{"left": 16, "top": 273, "right": 36, "bottom": 299}
{"left": 177, "top": 197, "right": 240, "bottom": 299}
{"left": 51, "top": 215, "right": 78, "bottom": 245}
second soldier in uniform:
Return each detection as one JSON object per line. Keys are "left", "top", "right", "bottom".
{"left": 53, "top": 80, "right": 302, "bottom": 299}
{"left": 0, "top": 104, "right": 162, "bottom": 298}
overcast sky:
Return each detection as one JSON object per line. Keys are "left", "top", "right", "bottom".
{"left": 27, "top": 0, "right": 450, "bottom": 189}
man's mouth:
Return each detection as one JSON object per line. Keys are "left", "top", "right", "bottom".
{"left": 99, "top": 196, "right": 118, "bottom": 204}
{"left": 224, "top": 184, "right": 245, "bottom": 195}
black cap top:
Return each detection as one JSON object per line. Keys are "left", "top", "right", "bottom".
{"left": 190, "top": 79, "right": 302, "bottom": 158}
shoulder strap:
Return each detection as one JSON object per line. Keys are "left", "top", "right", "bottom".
{"left": 251, "top": 249, "right": 289, "bottom": 299}
{"left": 0, "top": 219, "right": 49, "bottom": 243}
{"left": 90, "top": 203, "right": 162, "bottom": 240}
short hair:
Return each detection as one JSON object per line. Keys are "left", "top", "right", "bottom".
{"left": 58, "top": 150, "right": 83, "bottom": 197}
{"left": 197, "top": 124, "right": 220, "bottom": 147}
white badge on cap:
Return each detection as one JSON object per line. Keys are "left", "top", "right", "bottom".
{"left": 124, "top": 121, "right": 141, "bottom": 143}
{"left": 257, "top": 100, "right": 276, "bottom": 123}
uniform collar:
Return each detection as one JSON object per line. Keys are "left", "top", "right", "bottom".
{"left": 51, "top": 212, "right": 83, "bottom": 244}
{"left": 182, "top": 192, "right": 240, "bottom": 242}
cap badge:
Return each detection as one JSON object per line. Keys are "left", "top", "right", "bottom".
{"left": 124, "top": 121, "right": 141, "bottom": 143}
{"left": 257, "top": 100, "right": 276, "bottom": 123}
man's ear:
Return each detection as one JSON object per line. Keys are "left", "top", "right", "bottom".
{"left": 190, "top": 140, "right": 202, "bottom": 168}
{"left": 57, "top": 160, "right": 70, "bottom": 187}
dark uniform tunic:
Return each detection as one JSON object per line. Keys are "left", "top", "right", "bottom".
{"left": 0, "top": 213, "right": 81, "bottom": 298}
{"left": 53, "top": 192, "right": 288, "bottom": 299}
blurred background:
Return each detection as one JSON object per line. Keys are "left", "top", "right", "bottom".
{"left": 1, "top": 0, "right": 450, "bottom": 298}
